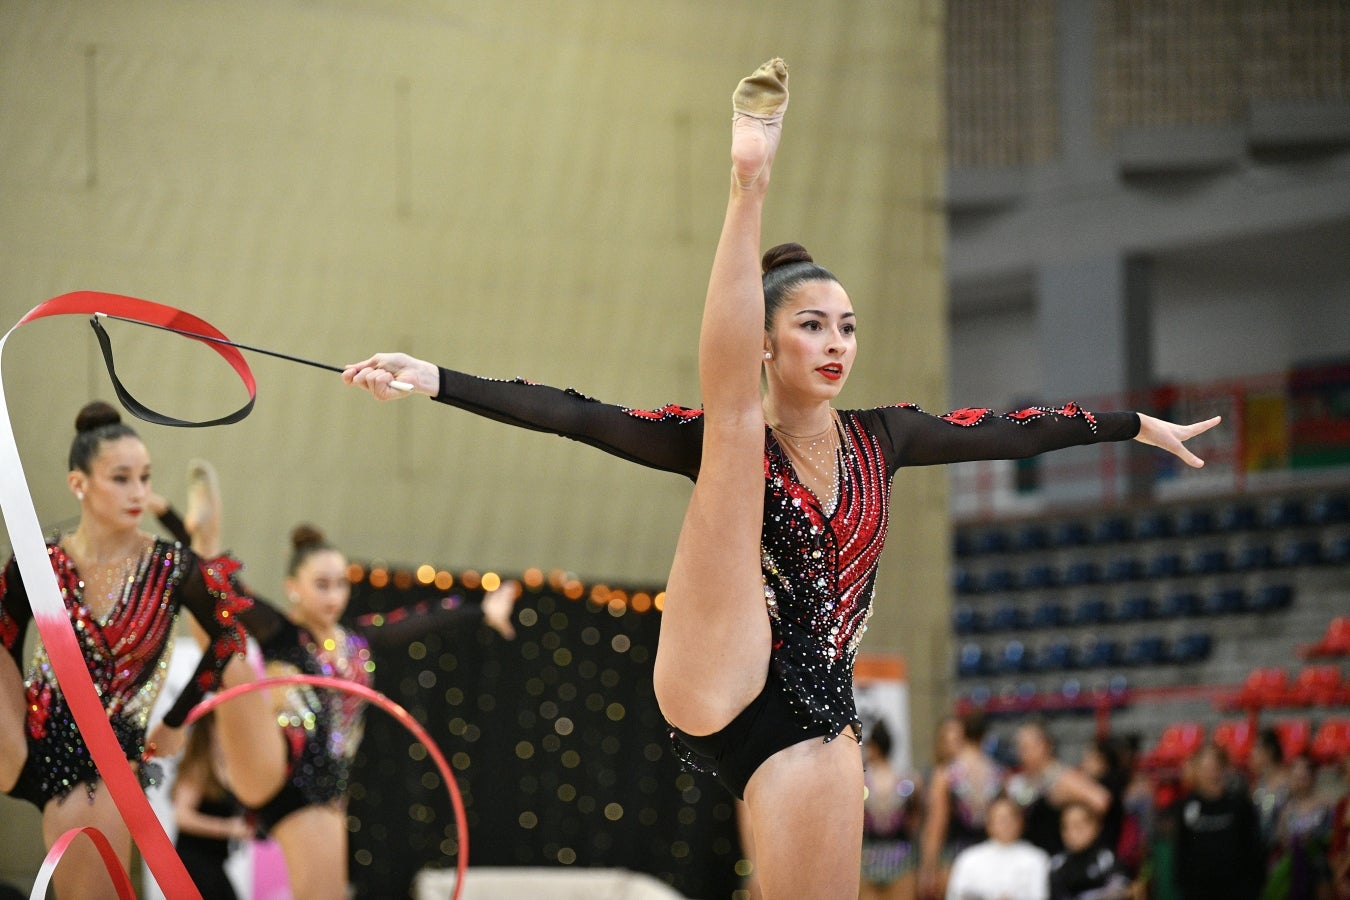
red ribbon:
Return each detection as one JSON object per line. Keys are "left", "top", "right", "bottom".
{"left": 3, "top": 292, "right": 264, "bottom": 898}
{"left": 186, "top": 674, "right": 470, "bottom": 900}
{"left": 29, "top": 826, "right": 139, "bottom": 900}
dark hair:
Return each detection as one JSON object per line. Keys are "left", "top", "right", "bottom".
{"left": 761, "top": 242, "right": 840, "bottom": 331}
{"left": 961, "top": 709, "right": 989, "bottom": 743}
{"left": 1256, "top": 727, "right": 1284, "bottom": 765}
{"left": 175, "top": 712, "right": 228, "bottom": 803}
{"left": 288, "top": 524, "right": 335, "bottom": 575}
{"left": 868, "top": 719, "right": 894, "bottom": 757}
{"left": 1193, "top": 742, "right": 1229, "bottom": 768}
{"left": 69, "top": 401, "right": 139, "bottom": 472}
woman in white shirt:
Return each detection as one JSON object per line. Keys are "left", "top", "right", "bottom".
{"left": 947, "top": 795, "right": 1051, "bottom": 900}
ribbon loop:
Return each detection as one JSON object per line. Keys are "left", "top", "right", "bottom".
{"left": 88, "top": 315, "right": 255, "bottom": 427}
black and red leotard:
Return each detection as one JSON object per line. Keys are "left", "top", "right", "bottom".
{"left": 426, "top": 369, "right": 1139, "bottom": 795}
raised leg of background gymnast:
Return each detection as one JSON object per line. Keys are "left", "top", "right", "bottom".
{"left": 271, "top": 803, "right": 348, "bottom": 900}
{"left": 652, "top": 59, "right": 788, "bottom": 736}
{"left": 0, "top": 650, "right": 27, "bottom": 793}
{"left": 209, "top": 654, "right": 288, "bottom": 809}
{"left": 42, "top": 782, "right": 132, "bottom": 900}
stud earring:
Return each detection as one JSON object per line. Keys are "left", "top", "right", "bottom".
{"left": 75, "top": 491, "right": 84, "bottom": 501}
{"left": 764, "top": 351, "right": 772, "bottom": 360}
{"left": 288, "top": 593, "right": 300, "bottom": 603}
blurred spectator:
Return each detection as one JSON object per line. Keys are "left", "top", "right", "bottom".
{"left": 1007, "top": 721, "right": 1110, "bottom": 856}
{"left": 946, "top": 795, "right": 1050, "bottom": 900}
{"left": 1331, "top": 753, "right": 1350, "bottom": 900}
{"left": 1252, "top": 727, "right": 1291, "bottom": 858}
{"left": 1266, "top": 754, "right": 1333, "bottom": 900}
{"left": 1080, "top": 737, "right": 1129, "bottom": 857}
{"left": 921, "top": 711, "right": 1005, "bottom": 899}
{"left": 1174, "top": 744, "right": 1264, "bottom": 900}
{"left": 937, "top": 715, "right": 964, "bottom": 769}
{"left": 861, "top": 720, "right": 924, "bottom": 900}
{"left": 1048, "top": 801, "right": 1132, "bottom": 900}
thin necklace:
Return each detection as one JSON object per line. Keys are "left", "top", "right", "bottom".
{"left": 771, "top": 409, "right": 842, "bottom": 515}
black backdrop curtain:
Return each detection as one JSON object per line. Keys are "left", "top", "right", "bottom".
{"left": 344, "top": 573, "right": 743, "bottom": 899}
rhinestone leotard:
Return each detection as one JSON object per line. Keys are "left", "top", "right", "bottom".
{"left": 0, "top": 539, "right": 254, "bottom": 808}
{"left": 428, "top": 368, "right": 1140, "bottom": 788}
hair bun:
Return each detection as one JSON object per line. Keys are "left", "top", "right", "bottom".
{"left": 75, "top": 400, "right": 122, "bottom": 434}
{"left": 761, "top": 242, "right": 814, "bottom": 274}
{"left": 290, "top": 524, "right": 327, "bottom": 552}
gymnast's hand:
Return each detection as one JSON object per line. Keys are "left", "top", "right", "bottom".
{"left": 482, "top": 579, "right": 523, "bottom": 641}
{"left": 1133, "top": 413, "right": 1222, "bottom": 468}
{"left": 342, "top": 352, "right": 439, "bottom": 400}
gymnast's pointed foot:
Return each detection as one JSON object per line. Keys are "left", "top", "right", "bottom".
{"left": 731, "top": 57, "right": 789, "bottom": 190}
{"left": 184, "top": 458, "right": 222, "bottom": 559}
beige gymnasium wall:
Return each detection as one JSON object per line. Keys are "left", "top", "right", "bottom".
{"left": 0, "top": 0, "right": 948, "bottom": 885}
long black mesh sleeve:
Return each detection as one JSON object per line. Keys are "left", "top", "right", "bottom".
{"left": 355, "top": 596, "right": 485, "bottom": 652}
{"left": 432, "top": 368, "right": 703, "bottom": 479}
{"left": 868, "top": 402, "right": 1140, "bottom": 471}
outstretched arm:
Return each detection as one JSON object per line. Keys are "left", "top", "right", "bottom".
{"left": 342, "top": 352, "right": 703, "bottom": 477}
{"left": 876, "top": 403, "right": 1220, "bottom": 471}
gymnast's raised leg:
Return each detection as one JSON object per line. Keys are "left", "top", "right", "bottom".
{"left": 653, "top": 60, "right": 864, "bottom": 900}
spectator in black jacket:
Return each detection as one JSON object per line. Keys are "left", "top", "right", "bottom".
{"left": 1174, "top": 744, "right": 1264, "bottom": 900}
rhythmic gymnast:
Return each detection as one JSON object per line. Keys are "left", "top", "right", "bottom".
{"left": 149, "top": 506, "right": 521, "bottom": 898}
{"left": 0, "top": 402, "right": 283, "bottom": 900}
{"left": 342, "top": 59, "right": 1220, "bottom": 898}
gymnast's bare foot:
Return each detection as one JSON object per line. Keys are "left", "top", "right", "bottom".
{"left": 184, "top": 458, "right": 222, "bottom": 559}
{"left": 731, "top": 58, "right": 789, "bottom": 190}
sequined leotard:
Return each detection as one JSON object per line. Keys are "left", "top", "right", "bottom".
{"left": 242, "top": 591, "right": 482, "bottom": 831}
{"left": 427, "top": 367, "right": 1141, "bottom": 795}
{"left": 251, "top": 620, "right": 373, "bottom": 830}
{"left": 0, "top": 539, "right": 254, "bottom": 809}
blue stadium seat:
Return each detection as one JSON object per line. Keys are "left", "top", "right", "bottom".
{"left": 1123, "top": 635, "right": 1168, "bottom": 667}
{"left": 1073, "top": 597, "right": 1112, "bottom": 626}
{"left": 1159, "top": 590, "right": 1202, "bottom": 619}
{"left": 990, "top": 603, "right": 1025, "bottom": 632}
{"left": 1147, "top": 552, "right": 1184, "bottom": 580}
{"left": 958, "top": 643, "right": 986, "bottom": 678}
{"left": 1015, "top": 524, "right": 1051, "bottom": 552}
{"left": 1104, "top": 555, "right": 1144, "bottom": 583}
{"left": 1279, "top": 537, "right": 1323, "bottom": 568}
{"left": 1264, "top": 497, "right": 1306, "bottom": 529}
{"left": 982, "top": 567, "right": 1018, "bottom": 593}
{"left": 1116, "top": 594, "right": 1157, "bottom": 622}
{"left": 1063, "top": 560, "right": 1101, "bottom": 586}
{"left": 1079, "top": 636, "right": 1121, "bottom": 668}
{"left": 1189, "top": 548, "right": 1230, "bottom": 576}
{"left": 1309, "top": 493, "right": 1350, "bottom": 526}
{"left": 1000, "top": 640, "right": 1032, "bottom": 673}
{"left": 976, "top": 529, "right": 1011, "bottom": 555}
{"left": 1203, "top": 587, "right": 1246, "bottom": 616}
{"left": 1176, "top": 508, "right": 1216, "bottom": 537}
{"left": 1219, "top": 503, "right": 1259, "bottom": 533}
{"left": 1094, "top": 516, "right": 1133, "bottom": 544}
{"left": 1022, "top": 562, "right": 1060, "bottom": 590}
{"left": 954, "top": 531, "right": 975, "bottom": 558}
{"left": 1053, "top": 521, "right": 1091, "bottom": 548}
{"left": 965, "top": 683, "right": 993, "bottom": 708}
{"left": 1029, "top": 600, "right": 1068, "bottom": 629}
{"left": 1250, "top": 583, "right": 1293, "bottom": 612}
{"left": 1135, "top": 511, "right": 1174, "bottom": 541}
{"left": 954, "top": 567, "right": 979, "bottom": 595}
{"left": 1235, "top": 541, "right": 1276, "bottom": 571}
{"left": 1171, "top": 632, "right": 1213, "bottom": 664}
{"left": 1325, "top": 534, "right": 1350, "bottom": 565}
{"left": 1036, "top": 640, "right": 1075, "bottom": 671}
{"left": 954, "top": 604, "right": 984, "bottom": 635}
